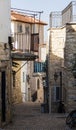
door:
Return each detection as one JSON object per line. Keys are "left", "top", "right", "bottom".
{"left": 1, "top": 71, "right": 6, "bottom": 122}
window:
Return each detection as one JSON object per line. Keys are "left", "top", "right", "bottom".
{"left": 37, "top": 79, "right": 40, "bottom": 89}
{"left": 23, "top": 72, "right": 25, "bottom": 82}
{"left": 25, "top": 26, "right": 29, "bottom": 34}
{"left": 26, "top": 75, "right": 30, "bottom": 83}
{"left": 31, "top": 33, "right": 39, "bottom": 52}
{"left": 53, "top": 86, "right": 60, "bottom": 102}
{"left": 34, "top": 61, "right": 46, "bottom": 73}
{"left": 17, "top": 24, "right": 22, "bottom": 33}
{"left": 56, "top": 87, "right": 60, "bottom": 101}
{"left": 13, "top": 71, "right": 16, "bottom": 87}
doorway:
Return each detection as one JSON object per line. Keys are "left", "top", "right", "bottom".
{"left": 1, "top": 71, "right": 6, "bottom": 122}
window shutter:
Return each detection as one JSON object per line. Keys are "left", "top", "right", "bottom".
{"left": 31, "top": 33, "right": 39, "bottom": 52}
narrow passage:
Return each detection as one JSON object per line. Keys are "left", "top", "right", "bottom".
{"left": 4, "top": 102, "right": 68, "bottom": 130}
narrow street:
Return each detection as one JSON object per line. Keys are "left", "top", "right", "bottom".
{"left": 3, "top": 102, "right": 74, "bottom": 130}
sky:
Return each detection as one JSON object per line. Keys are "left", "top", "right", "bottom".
{"left": 11, "top": 0, "right": 73, "bottom": 41}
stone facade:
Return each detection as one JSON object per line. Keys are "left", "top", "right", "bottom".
{"left": 48, "top": 23, "right": 76, "bottom": 113}
{"left": 0, "top": 43, "right": 12, "bottom": 127}
{"left": 48, "top": 1, "right": 76, "bottom": 113}
{"left": 48, "top": 27, "right": 65, "bottom": 113}
{"left": 30, "top": 75, "right": 44, "bottom": 103}
{"left": 11, "top": 11, "right": 47, "bottom": 104}
{"left": 64, "top": 23, "right": 76, "bottom": 112}
{"left": 0, "top": 0, "right": 12, "bottom": 127}
{"left": 12, "top": 61, "right": 22, "bottom": 104}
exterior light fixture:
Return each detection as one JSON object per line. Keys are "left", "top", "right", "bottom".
{"left": 54, "top": 71, "right": 65, "bottom": 113}
{"left": 54, "top": 72, "right": 58, "bottom": 81}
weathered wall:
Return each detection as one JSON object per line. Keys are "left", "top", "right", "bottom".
{"left": 0, "top": 0, "right": 13, "bottom": 127}
{"left": 64, "top": 23, "right": 76, "bottom": 112}
{"left": 48, "top": 23, "right": 76, "bottom": 113}
{"left": 48, "top": 27, "right": 65, "bottom": 113}
{"left": 12, "top": 61, "right": 22, "bottom": 104}
{"left": 0, "top": 43, "right": 12, "bottom": 126}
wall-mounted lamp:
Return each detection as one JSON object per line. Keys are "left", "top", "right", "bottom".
{"left": 54, "top": 71, "right": 62, "bottom": 101}
{"left": 54, "top": 72, "right": 58, "bottom": 81}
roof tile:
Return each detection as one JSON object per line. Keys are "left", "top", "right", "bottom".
{"left": 11, "top": 11, "right": 47, "bottom": 25}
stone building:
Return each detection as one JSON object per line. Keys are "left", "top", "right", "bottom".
{"left": 48, "top": 27, "right": 65, "bottom": 113}
{"left": 48, "top": 1, "right": 76, "bottom": 113}
{"left": 64, "top": 23, "right": 76, "bottom": 112}
{"left": 11, "top": 9, "right": 47, "bottom": 104}
{"left": 0, "top": 0, "right": 12, "bottom": 127}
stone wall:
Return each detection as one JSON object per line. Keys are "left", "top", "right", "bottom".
{"left": 0, "top": 43, "right": 12, "bottom": 126}
{"left": 64, "top": 23, "right": 76, "bottom": 112}
{"left": 48, "top": 23, "right": 76, "bottom": 113}
{"left": 12, "top": 61, "right": 22, "bottom": 104}
{"left": 48, "top": 27, "right": 65, "bottom": 113}
{"left": 30, "top": 75, "right": 44, "bottom": 103}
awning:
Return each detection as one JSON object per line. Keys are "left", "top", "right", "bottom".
{"left": 11, "top": 51, "right": 38, "bottom": 61}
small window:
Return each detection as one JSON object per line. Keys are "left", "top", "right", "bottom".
{"left": 56, "top": 87, "right": 60, "bottom": 101}
{"left": 37, "top": 79, "right": 40, "bottom": 89}
{"left": 25, "top": 26, "right": 29, "bottom": 34}
{"left": 17, "top": 24, "right": 22, "bottom": 33}
{"left": 23, "top": 72, "right": 25, "bottom": 82}
{"left": 13, "top": 71, "right": 16, "bottom": 87}
{"left": 26, "top": 75, "right": 30, "bottom": 83}
{"left": 53, "top": 86, "right": 60, "bottom": 102}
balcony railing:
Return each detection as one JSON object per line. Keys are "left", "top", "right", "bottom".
{"left": 34, "top": 61, "right": 46, "bottom": 73}
{"left": 50, "top": 2, "right": 76, "bottom": 28}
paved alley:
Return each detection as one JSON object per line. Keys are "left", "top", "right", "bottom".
{"left": 3, "top": 102, "right": 74, "bottom": 130}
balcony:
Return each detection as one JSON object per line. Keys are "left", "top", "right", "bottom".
{"left": 11, "top": 32, "right": 39, "bottom": 61}
{"left": 34, "top": 61, "right": 46, "bottom": 73}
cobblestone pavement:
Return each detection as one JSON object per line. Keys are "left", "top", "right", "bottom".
{"left": 3, "top": 102, "right": 75, "bottom": 130}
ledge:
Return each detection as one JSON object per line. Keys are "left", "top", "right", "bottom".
{"left": 11, "top": 51, "right": 38, "bottom": 61}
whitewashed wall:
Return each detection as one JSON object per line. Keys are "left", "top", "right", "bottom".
{"left": 41, "top": 48, "right": 46, "bottom": 62}
{"left": 21, "top": 61, "right": 28, "bottom": 102}
{"left": 0, "top": 0, "right": 11, "bottom": 43}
